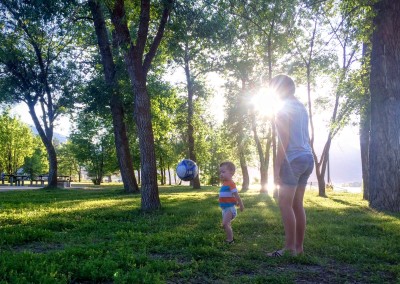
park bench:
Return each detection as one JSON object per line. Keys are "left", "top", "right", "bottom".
{"left": 57, "top": 176, "right": 71, "bottom": 188}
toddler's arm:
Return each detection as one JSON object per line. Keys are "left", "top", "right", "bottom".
{"left": 233, "top": 192, "right": 244, "bottom": 212}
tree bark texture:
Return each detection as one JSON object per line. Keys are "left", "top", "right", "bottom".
{"left": 28, "top": 103, "right": 58, "bottom": 187}
{"left": 369, "top": 0, "right": 400, "bottom": 212}
{"left": 360, "top": 105, "right": 370, "bottom": 200}
{"left": 111, "top": 0, "right": 172, "bottom": 211}
{"left": 89, "top": 0, "right": 139, "bottom": 193}
{"left": 237, "top": 121, "right": 249, "bottom": 191}
{"left": 360, "top": 42, "right": 370, "bottom": 201}
{"left": 135, "top": 81, "right": 161, "bottom": 210}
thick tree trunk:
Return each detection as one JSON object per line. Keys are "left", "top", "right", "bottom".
{"left": 89, "top": 0, "right": 139, "bottom": 194}
{"left": 110, "top": 0, "right": 171, "bottom": 211}
{"left": 110, "top": 96, "right": 139, "bottom": 193}
{"left": 28, "top": 104, "right": 58, "bottom": 187}
{"left": 47, "top": 144, "right": 58, "bottom": 187}
{"left": 135, "top": 82, "right": 161, "bottom": 210}
{"left": 369, "top": 0, "right": 400, "bottom": 212}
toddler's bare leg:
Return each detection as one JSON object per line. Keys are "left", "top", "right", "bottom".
{"left": 222, "top": 210, "right": 233, "bottom": 242}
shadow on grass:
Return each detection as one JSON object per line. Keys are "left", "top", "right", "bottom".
{"left": 1, "top": 186, "right": 400, "bottom": 283}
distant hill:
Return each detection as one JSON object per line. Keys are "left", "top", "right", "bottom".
{"left": 29, "top": 125, "right": 68, "bottom": 143}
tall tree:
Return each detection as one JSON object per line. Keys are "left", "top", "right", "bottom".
{"left": 0, "top": 0, "right": 80, "bottom": 187}
{"left": 339, "top": 1, "right": 376, "bottom": 200}
{"left": 23, "top": 136, "right": 48, "bottom": 181}
{"left": 149, "top": 78, "right": 180, "bottom": 186}
{"left": 369, "top": 0, "right": 400, "bottom": 212}
{"left": 224, "top": 80, "right": 252, "bottom": 191}
{"left": 110, "top": 0, "right": 173, "bottom": 211}
{"left": 70, "top": 111, "right": 118, "bottom": 185}
{"left": 0, "top": 111, "right": 36, "bottom": 174}
{"left": 57, "top": 141, "right": 80, "bottom": 180}
{"left": 289, "top": 1, "right": 364, "bottom": 196}
{"left": 88, "top": 0, "right": 139, "bottom": 193}
{"left": 168, "top": 0, "right": 229, "bottom": 189}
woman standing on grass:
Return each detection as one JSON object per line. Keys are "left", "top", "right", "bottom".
{"left": 268, "top": 74, "right": 314, "bottom": 257}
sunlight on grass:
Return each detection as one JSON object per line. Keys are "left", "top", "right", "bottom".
{"left": 0, "top": 185, "right": 399, "bottom": 283}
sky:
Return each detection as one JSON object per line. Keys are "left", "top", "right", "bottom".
{"left": 10, "top": 103, "right": 71, "bottom": 137}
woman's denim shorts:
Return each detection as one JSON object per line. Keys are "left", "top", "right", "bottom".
{"left": 280, "top": 155, "right": 314, "bottom": 186}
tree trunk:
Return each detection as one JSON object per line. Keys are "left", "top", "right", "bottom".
{"left": 316, "top": 136, "right": 331, "bottom": 197}
{"left": 28, "top": 103, "right": 58, "bottom": 187}
{"left": 360, "top": 42, "right": 371, "bottom": 201}
{"left": 135, "top": 82, "right": 161, "bottom": 210}
{"left": 238, "top": 144, "right": 249, "bottom": 192}
{"left": 110, "top": 95, "right": 139, "bottom": 193}
{"left": 184, "top": 45, "right": 201, "bottom": 189}
{"left": 159, "top": 156, "right": 164, "bottom": 185}
{"left": 272, "top": 117, "right": 278, "bottom": 198}
{"left": 47, "top": 144, "right": 58, "bottom": 187}
{"left": 89, "top": 0, "right": 139, "bottom": 194}
{"left": 264, "top": 128, "right": 272, "bottom": 190}
{"left": 360, "top": 102, "right": 370, "bottom": 200}
{"left": 235, "top": 113, "right": 249, "bottom": 191}
{"left": 110, "top": 0, "right": 172, "bottom": 211}
{"left": 369, "top": 0, "right": 400, "bottom": 212}
{"left": 250, "top": 111, "right": 268, "bottom": 193}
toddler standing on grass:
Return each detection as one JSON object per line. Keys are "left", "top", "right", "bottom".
{"left": 218, "top": 161, "right": 244, "bottom": 244}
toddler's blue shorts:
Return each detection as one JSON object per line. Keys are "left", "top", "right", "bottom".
{"left": 222, "top": 206, "right": 237, "bottom": 220}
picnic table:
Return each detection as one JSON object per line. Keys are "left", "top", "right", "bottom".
{"left": 1, "top": 174, "right": 72, "bottom": 188}
{"left": 1, "top": 174, "right": 29, "bottom": 186}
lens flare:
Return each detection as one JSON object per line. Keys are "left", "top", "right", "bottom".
{"left": 250, "top": 87, "right": 283, "bottom": 117}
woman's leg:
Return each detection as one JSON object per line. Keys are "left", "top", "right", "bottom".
{"left": 293, "top": 184, "right": 307, "bottom": 254}
{"left": 278, "top": 184, "right": 297, "bottom": 254}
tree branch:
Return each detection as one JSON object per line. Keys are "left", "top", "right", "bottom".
{"left": 143, "top": 0, "right": 173, "bottom": 75}
{"left": 136, "top": 0, "right": 151, "bottom": 60}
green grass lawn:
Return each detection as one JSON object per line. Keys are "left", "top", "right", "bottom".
{"left": 0, "top": 185, "right": 399, "bottom": 283}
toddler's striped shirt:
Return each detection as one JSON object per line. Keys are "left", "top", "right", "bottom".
{"left": 219, "top": 180, "right": 238, "bottom": 208}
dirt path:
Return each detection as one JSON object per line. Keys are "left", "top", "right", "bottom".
{"left": 0, "top": 185, "right": 43, "bottom": 192}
